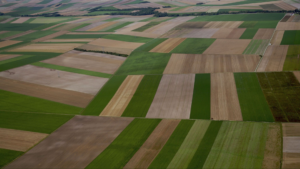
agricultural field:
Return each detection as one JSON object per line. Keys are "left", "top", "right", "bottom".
{"left": 0, "top": 3, "right": 300, "bottom": 168}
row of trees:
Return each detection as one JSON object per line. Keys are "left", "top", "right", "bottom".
{"left": 74, "top": 48, "right": 128, "bottom": 57}
{"left": 88, "top": 7, "right": 159, "bottom": 16}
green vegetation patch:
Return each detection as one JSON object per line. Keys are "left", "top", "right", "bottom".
{"left": 260, "top": 4, "right": 282, "bottom": 10}
{"left": 69, "top": 23, "right": 91, "bottom": 31}
{"left": 6, "top": 7, "right": 44, "bottom": 16}
{"left": 148, "top": 120, "right": 195, "bottom": 169}
{"left": 0, "top": 31, "right": 22, "bottom": 39}
{"left": 54, "top": 34, "right": 106, "bottom": 39}
{"left": 239, "top": 28, "right": 258, "bottom": 39}
{"left": 0, "top": 111, "right": 73, "bottom": 134}
{"left": 124, "top": 0, "right": 149, "bottom": 5}
{"left": 0, "top": 23, "right": 44, "bottom": 31}
{"left": 171, "top": 38, "right": 216, "bottom": 54}
{"left": 103, "top": 17, "right": 122, "bottom": 21}
{"left": 102, "top": 34, "right": 153, "bottom": 43}
{"left": 170, "top": 6, "right": 188, "bottom": 11}
{"left": 38, "top": 0, "right": 52, "bottom": 4}
{"left": 218, "top": 9, "right": 263, "bottom": 12}
{"left": 86, "top": 118, "right": 161, "bottom": 169}
{"left": 257, "top": 72, "right": 300, "bottom": 122}
{"left": 122, "top": 75, "right": 162, "bottom": 117}
{"left": 283, "top": 45, "right": 300, "bottom": 70}
{"left": 203, "top": 121, "right": 269, "bottom": 168}
{"left": 187, "top": 121, "right": 223, "bottom": 169}
{"left": 0, "top": 3, "right": 16, "bottom": 7}
{"left": 0, "top": 90, "right": 82, "bottom": 114}
{"left": 133, "top": 22, "right": 161, "bottom": 32}
{"left": 0, "top": 55, "right": 32, "bottom": 65}
{"left": 13, "top": 30, "right": 57, "bottom": 41}
{"left": 189, "top": 13, "right": 284, "bottom": 22}
{"left": 105, "top": 22, "right": 133, "bottom": 32}
{"left": 31, "top": 62, "right": 111, "bottom": 78}
{"left": 239, "top": 21, "right": 278, "bottom": 28}
{"left": 82, "top": 75, "right": 127, "bottom": 115}
{"left": 234, "top": 73, "right": 274, "bottom": 122}
{"left": 281, "top": 30, "right": 300, "bottom": 45}
{"left": 243, "top": 39, "right": 262, "bottom": 54}
{"left": 156, "top": 2, "right": 177, "bottom": 7}
{"left": 0, "top": 149, "right": 23, "bottom": 168}
{"left": 190, "top": 74, "right": 211, "bottom": 119}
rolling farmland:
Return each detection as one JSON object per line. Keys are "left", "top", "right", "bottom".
{"left": 0, "top": 3, "right": 300, "bottom": 168}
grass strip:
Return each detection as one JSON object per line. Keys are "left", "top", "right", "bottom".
{"left": 148, "top": 120, "right": 195, "bottom": 169}
{"left": 190, "top": 74, "right": 210, "bottom": 119}
{"left": 122, "top": 75, "right": 162, "bottom": 117}
{"left": 235, "top": 73, "right": 274, "bottom": 122}
{"left": 0, "top": 55, "right": 32, "bottom": 65}
{"left": 0, "top": 111, "right": 73, "bottom": 134}
{"left": 31, "top": 62, "right": 111, "bottom": 78}
{"left": 0, "top": 89, "right": 82, "bottom": 114}
{"left": 171, "top": 38, "right": 216, "bottom": 54}
{"left": 82, "top": 75, "right": 127, "bottom": 115}
{"left": 187, "top": 121, "right": 222, "bottom": 169}
{"left": 133, "top": 22, "right": 161, "bottom": 32}
{"left": 105, "top": 22, "right": 133, "bottom": 32}
{"left": 86, "top": 118, "right": 161, "bottom": 169}
{"left": 0, "top": 148, "right": 23, "bottom": 168}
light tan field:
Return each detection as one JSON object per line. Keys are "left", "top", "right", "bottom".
{"left": 5, "top": 116, "right": 133, "bottom": 169}
{"left": 0, "top": 18, "right": 14, "bottom": 23}
{"left": 114, "top": 22, "right": 160, "bottom": 38}
{"left": 294, "top": 71, "right": 300, "bottom": 83}
{"left": 89, "top": 38, "right": 144, "bottom": 50}
{"left": 44, "top": 39, "right": 95, "bottom": 42}
{"left": 270, "top": 30, "right": 284, "bottom": 45}
{"left": 164, "top": 54, "right": 260, "bottom": 74}
{"left": 205, "top": 0, "right": 244, "bottom": 5}
{"left": 210, "top": 72, "right": 242, "bottom": 121}
{"left": 54, "top": 23, "right": 82, "bottom": 31}
{"left": 203, "top": 39, "right": 251, "bottom": 54}
{"left": 150, "top": 38, "right": 185, "bottom": 53}
{"left": 262, "top": 123, "right": 282, "bottom": 169}
{"left": 10, "top": 43, "right": 82, "bottom": 53}
{"left": 253, "top": 29, "right": 274, "bottom": 39}
{"left": 282, "top": 123, "right": 300, "bottom": 137}
{"left": 161, "top": 28, "right": 219, "bottom": 38}
{"left": 275, "top": 2, "right": 296, "bottom": 10}
{"left": 33, "top": 31, "right": 69, "bottom": 42}
{"left": 11, "top": 17, "right": 30, "bottom": 23}
{"left": 0, "top": 128, "right": 48, "bottom": 152}
{"left": 43, "top": 50, "right": 125, "bottom": 74}
{"left": 0, "top": 65, "right": 108, "bottom": 95}
{"left": 257, "top": 45, "right": 289, "bottom": 72}
{"left": 124, "top": 119, "right": 180, "bottom": 169}
{"left": 203, "top": 21, "right": 243, "bottom": 28}
{"left": 0, "top": 54, "right": 20, "bottom": 61}
{"left": 2, "top": 30, "right": 36, "bottom": 40}
{"left": 87, "top": 21, "right": 118, "bottom": 31}
{"left": 276, "top": 22, "right": 300, "bottom": 30}
{"left": 67, "top": 32, "right": 112, "bottom": 35}
{"left": 100, "top": 75, "right": 143, "bottom": 117}
{"left": 0, "top": 40, "right": 21, "bottom": 48}
{"left": 146, "top": 74, "right": 194, "bottom": 119}
{"left": 211, "top": 28, "right": 245, "bottom": 39}
{"left": 0, "top": 77, "right": 93, "bottom": 108}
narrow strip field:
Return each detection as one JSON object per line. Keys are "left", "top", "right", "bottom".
{"left": 270, "top": 31, "right": 284, "bottom": 45}
{"left": 243, "top": 39, "right": 269, "bottom": 55}
{"left": 150, "top": 38, "right": 185, "bottom": 53}
{"left": 282, "top": 123, "right": 300, "bottom": 168}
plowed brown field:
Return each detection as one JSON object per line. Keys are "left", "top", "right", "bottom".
{"left": 203, "top": 39, "right": 251, "bottom": 54}
{"left": 150, "top": 38, "right": 185, "bottom": 53}
{"left": 253, "top": 29, "right": 274, "bottom": 39}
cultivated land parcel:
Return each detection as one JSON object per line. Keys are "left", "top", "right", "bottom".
{"left": 1, "top": 0, "right": 300, "bottom": 168}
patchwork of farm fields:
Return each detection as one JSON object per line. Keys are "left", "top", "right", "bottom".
{"left": 1, "top": 11, "right": 300, "bottom": 168}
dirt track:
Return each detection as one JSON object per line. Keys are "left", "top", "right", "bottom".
{"left": 4, "top": 116, "right": 134, "bottom": 169}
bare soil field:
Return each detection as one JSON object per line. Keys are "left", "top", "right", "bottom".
{"left": 33, "top": 31, "right": 69, "bottom": 42}
{"left": 44, "top": 39, "right": 95, "bottom": 42}
{"left": 283, "top": 137, "right": 300, "bottom": 155}
{"left": 203, "top": 21, "right": 243, "bottom": 29}
{"left": 163, "top": 54, "right": 260, "bottom": 74}
{"left": 146, "top": 74, "right": 194, "bottom": 119}
{"left": 276, "top": 22, "right": 300, "bottom": 30}
{"left": 0, "top": 54, "right": 20, "bottom": 61}
{"left": 283, "top": 123, "right": 300, "bottom": 137}
{"left": 0, "top": 40, "right": 21, "bottom": 48}
{"left": 0, "top": 65, "right": 108, "bottom": 95}
{"left": 43, "top": 23, "right": 64, "bottom": 31}
{"left": 161, "top": 28, "right": 219, "bottom": 38}
{"left": 203, "top": 39, "right": 251, "bottom": 54}
{"left": 76, "top": 22, "right": 107, "bottom": 31}
{"left": 211, "top": 28, "right": 245, "bottom": 39}
{"left": 275, "top": 2, "right": 296, "bottom": 10}
{"left": 210, "top": 72, "right": 242, "bottom": 121}
{"left": 117, "top": 16, "right": 151, "bottom": 22}
{"left": 10, "top": 43, "right": 82, "bottom": 53}
{"left": 11, "top": 17, "right": 30, "bottom": 23}
{"left": 100, "top": 75, "right": 144, "bottom": 117}
{"left": 43, "top": 50, "right": 125, "bottom": 74}
{"left": 293, "top": 71, "right": 300, "bottom": 83}
{"left": 87, "top": 21, "right": 118, "bottom": 31}
{"left": 2, "top": 30, "right": 36, "bottom": 40}
{"left": 124, "top": 119, "right": 180, "bottom": 169}
{"left": 5, "top": 116, "right": 134, "bottom": 169}
{"left": 67, "top": 32, "right": 112, "bottom": 35}
{"left": 174, "top": 22, "right": 209, "bottom": 29}
{"left": 270, "top": 30, "right": 284, "bottom": 45}
{"left": 115, "top": 22, "right": 149, "bottom": 34}
{"left": 150, "top": 38, "right": 185, "bottom": 53}
{"left": 262, "top": 124, "right": 282, "bottom": 169}
{"left": 257, "top": 45, "right": 289, "bottom": 72}
{"left": 0, "top": 77, "right": 93, "bottom": 108}
{"left": 205, "top": 0, "right": 244, "bottom": 5}
{"left": 0, "top": 18, "right": 14, "bottom": 23}
{"left": 0, "top": 128, "right": 48, "bottom": 152}
{"left": 253, "top": 29, "right": 274, "bottom": 39}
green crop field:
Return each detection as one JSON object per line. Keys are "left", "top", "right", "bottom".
{"left": 0, "top": 90, "right": 82, "bottom": 114}
{"left": 31, "top": 62, "right": 112, "bottom": 78}
{"left": 102, "top": 34, "right": 153, "bottom": 43}
{"left": 243, "top": 39, "right": 269, "bottom": 55}
{"left": 0, "top": 23, "right": 44, "bottom": 31}
{"left": 0, "top": 31, "right": 22, "bottom": 39}
{"left": 0, "top": 149, "right": 23, "bottom": 168}
{"left": 240, "top": 28, "right": 258, "bottom": 39}
{"left": 171, "top": 38, "right": 216, "bottom": 54}
{"left": 13, "top": 30, "right": 57, "bottom": 41}
{"left": 283, "top": 45, "right": 300, "bottom": 70}
{"left": 105, "top": 22, "right": 133, "bottom": 32}
{"left": 54, "top": 34, "right": 106, "bottom": 39}
{"left": 122, "top": 75, "right": 162, "bottom": 117}
{"left": 239, "top": 21, "right": 278, "bottom": 28}
{"left": 234, "top": 73, "right": 274, "bottom": 122}
{"left": 86, "top": 118, "right": 161, "bottom": 169}
{"left": 257, "top": 72, "right": 300, "bottom": 122}
{"left": 82, "top": 75, "right": 127, "bottom": 115}
{"left": 133, "top": 22, "right": 161, "bottom": 32}
{"left": 281, "top": 30, "right": 300, "bottom": 45}
{"left": 190, "top": 74, "right": 211, "bottom": 119}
